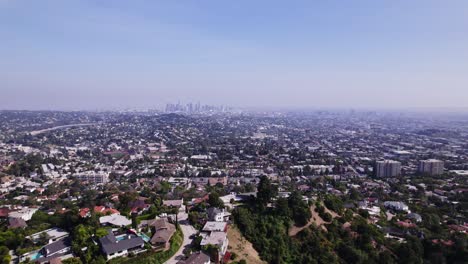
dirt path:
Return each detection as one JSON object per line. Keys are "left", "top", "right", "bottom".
{"left": 289, "top": 205, "right": 326, "bottom": 236}
{"left": 227, "top": 225, "right": 266, "bottom": 264}
{"left": 289, "top": 203, "right": 340, "bottom": 236}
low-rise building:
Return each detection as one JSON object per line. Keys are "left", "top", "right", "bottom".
{"left": 9, "top": 207, "right": 38, "bottom": 221}
{"left": 27, "top": 228, "right": 70, "bottom": 244}
{"left": 99, "top": 231, "right": 145, "bottom": 260}
{"left": 149, "top": 218, "right": 176, "bottom": 251}
{"left": 99, "top": 214, "right": 132, "bottom": 227}
{"left": 384, "top": 201, "right": 410, "bottom": 213}
{"left": 200, "top": 232, "right": 228, "bottom": 263}
{"left": 207, "top": 208, "right": 230, "bottom": 222}
{"left": 177, "top": 252, "right": 211, "bottom": 264}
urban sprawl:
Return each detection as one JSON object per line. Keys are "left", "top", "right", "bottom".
{"left": 0, "top": 109, "right": 467, "bottom": 264}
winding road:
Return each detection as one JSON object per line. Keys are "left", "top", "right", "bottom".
{"left": 165, "top": 212, "right": 197, "bottom": 264}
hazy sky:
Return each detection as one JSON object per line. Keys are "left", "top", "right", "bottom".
{"left": 1, "top": 0, "right": 468, "bottom": 110}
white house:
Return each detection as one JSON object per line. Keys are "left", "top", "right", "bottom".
{"left": 9, "top": 207, "right": 38, "bottom": 221}
{"left": 99, "top": 214, "right": 132, "bottom": 227}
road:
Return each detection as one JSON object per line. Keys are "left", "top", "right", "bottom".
{"left": 30, "top": 123, "right": 95, "bottom": 135}
{"left": 165, "top": 212, "right": 197, "bottom": 264}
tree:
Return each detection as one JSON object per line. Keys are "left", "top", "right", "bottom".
{"left": 72, "top": 225, "right": 91, "bottom": 251}
{"left": 0, "top": 246, "right": 11, "bottom": 264}
{"left": 62, "top": 258, "right": 83, "bottom": 264}
{"left": 38, "top": 232, "right": 50, "bottom": 245}
{"left": 208, "top": 192, "right": 224, "bottom": 208}
{"left": 337, "top": 243, "right": 369, "bottom": 264}
{"left": 378, "top": 251, "right": 396, "bottom": 264}
{"left": 131, "top": 213, "right": 138, "bottom": 229}
{"left": 257, "top": 176, "right": 277, "bottom": 208}
{"left": 324, "top": 194, "right": 344, "bottom": 214}
{"left": 396, "top": 237, "right": 423, "bottom": 264}
{"left": 275, "top": 197, "right": 291, "bottom": 218}
{"left": 288, "top": 191, "right": 311, "bottom": 226}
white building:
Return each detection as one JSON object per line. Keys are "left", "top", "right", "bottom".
{"left": 27, "top": 228, "right": 69, "bottom": 244}
{"left": 418, "top": 159, "right": 444, "bottom": 176}
{"left": 9, "top": 207, "right": 38, "bottom": 221}
{"left": 74, "top": 171, "right": 109, "bottom": 184}
{"left": 99, "top": 214, "right": 132, "bottom": 227}
{"left": 200, "top": 232, "right": 229, "bottom": 262}
{"left": 384, "top": 201, "right": 410, "bottom": 213}
{"left": 376, "top": 160, "right": 401, "bottom": 177}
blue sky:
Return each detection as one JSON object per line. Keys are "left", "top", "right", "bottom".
{"left": 1, "top": 0, "right": 467, "bottom": 110}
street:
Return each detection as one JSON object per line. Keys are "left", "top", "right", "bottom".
{"left": 165, "top": 212, "right": 197, "bottom": 264}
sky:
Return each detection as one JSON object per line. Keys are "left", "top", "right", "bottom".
{"left": 1, "top": 0, "right": 468, "bottom": 111}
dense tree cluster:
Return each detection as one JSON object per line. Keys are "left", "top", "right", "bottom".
{"left": 233, "top": 179, "right": 468, "bottom": 264}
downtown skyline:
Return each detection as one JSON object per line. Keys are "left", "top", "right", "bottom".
{"left": 1, "top": 1, "right": 468, "bottom": 111}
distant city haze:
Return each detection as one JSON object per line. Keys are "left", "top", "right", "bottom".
{"left": 1, "top": 1, "right": 468, "bottom": 111}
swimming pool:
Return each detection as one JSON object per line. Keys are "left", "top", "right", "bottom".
{"left": 138, "top": 233, "right": 151, "bottom": 242}
{"left": 115, "top": 233, "right": 150, "bottom": 243}
{"left": 30, "top": 252, "right": 44, "bottom": 261}
{"left": 116, "top": 235, "right": 127, "bottom": 241}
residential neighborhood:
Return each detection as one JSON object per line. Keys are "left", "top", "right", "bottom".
{"left": 0, "top": 110, "right": 466, "bottom": 264}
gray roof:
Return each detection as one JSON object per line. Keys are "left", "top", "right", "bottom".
{"left": 150, "top": 219, "right": 176, "bottom": 244}
{"left": 99, "top": 231, "right": 145, "bottom": 255}
{"left": 41, "top": 237, "right": 71, "bottom": 257}
{"left": 177, "top": 252, "right": 211, "bottom": 264}
{"left": 163, "top": 200, "right": 183, "bottom": 207}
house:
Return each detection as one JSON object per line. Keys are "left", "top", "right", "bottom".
{"left": 8, "top": 207, "right": 38, "bottom": 221}
{"left": 219, "top": 193, "right": 235, "bottom": 205}
{"left": 163, "top": 199, "right": 185, "bottom": 212}
{"left": 29, "top": 237, "right": 73, "bottom": 264}
{"left": 0, "top": 207, "right": 10, "bottom": 218}
{"left": 202, "top": 222, "right": 228, "bottom": 233}
{"left": 20, "top": 237, "right": 74, "bottom": 263}
{"left": 383, "top": 227, "right": 407, "bottom": 242}
{"left": 128, "top": 198, "right": 150, "bottom": 214}
{"left": 200, "top": 221, "right": 229, "bottom": 263}
{"left": 208, "top": 177, "right": 228, "bottom": 186}
{"left": 149, "top": 218, "right": 176, "bottom": 251}
{"left": 78, "top": 206, "right": 120, "bottom": 218}
{"left": 200, "top": 232, "right": 229, "bottom": 263}
{"left": 191, "top": 194, "right": 210, "bottom": 206}
{"left": 27, "top": 228, "right": 69, "bottom": 244}
{"left": 94, "top": 206, "right": 120, "bottom": 215}
{"left": 448, "top": 225, "right": 468, "bottom": 233}
{"left": 207, "top": 208, "right": 230, "bottom": 222}
{"left": 397, "top": 220, "right": 417, "bottom": 228}
{"left": 358, "top": 201, "right": 381, "bottom": 216}
{"left": 383, "top": 201, "right": 410, "bottom": 213}
{"left": 407, "top": 213, "right": 422, "bottom": 223}
{"left": 99, "top": 230, "right": 145, "bottom": 260}
{"left": 78, "top": 208, "right": 90, "bottom": 218}
{"left": 99, "top": 214, "right": 132, "bottom": 227}
{"left": 177, "top": 252, "right": 211, "bottom": 264}
{"left": 235, "top": 192, "right": 257, "bottom": 202}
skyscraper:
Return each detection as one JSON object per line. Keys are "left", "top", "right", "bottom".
{"left": 418, "top": 159, "right": 444, "bottom": 176}
{"left": 376, "top": 160, "right": 401, "bottom": 177}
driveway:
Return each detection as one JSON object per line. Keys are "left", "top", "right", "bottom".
{"left": 165, "top": 212, "right": 197, "bottom": 264}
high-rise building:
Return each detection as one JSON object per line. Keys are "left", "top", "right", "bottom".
{"left": 375, "top": 160, "right": 401, "bottom": 177}
{"left": 418, "top": 159, "right": 444, "bottom": 176}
